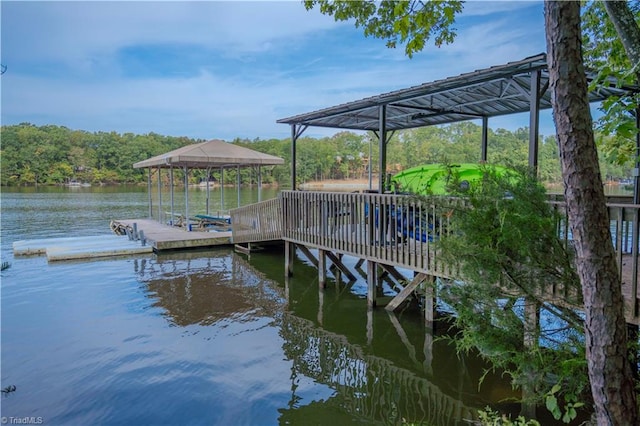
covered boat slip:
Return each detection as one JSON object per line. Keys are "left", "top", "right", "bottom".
{"left": 133, "top": 139, "right": 284, "bottom": 230}
{"left": 264, "top": 52, "right": 640, "bottom": 325}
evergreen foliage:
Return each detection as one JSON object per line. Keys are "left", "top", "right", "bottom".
{"left": 2, "top": 122, "right": 634, "bottom": 187}
{"left": 433, "top": 167, "right": 592, "bottom": 417}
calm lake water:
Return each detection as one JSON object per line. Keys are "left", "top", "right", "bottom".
{"left": 1, "top": 186, "right": 559, "bottom": 425}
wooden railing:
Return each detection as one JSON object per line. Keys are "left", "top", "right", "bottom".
{"left": 550, "top": 201, "right": 640, "bottom": 317}
{"left": 231, "top": 191, "right": 639, "bottom": 320}
{"left": 280, "top": 191, "right": 457, "bottom": 278}
{"left": 230, "top": 198, "right": 282, "bottom": 244}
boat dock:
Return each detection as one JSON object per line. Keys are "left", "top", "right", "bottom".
{"left": 111, "top": 219, "right": 232, "bottom": 251}
{"left": 12, "top": 219, "right": 232, "bottom": 262}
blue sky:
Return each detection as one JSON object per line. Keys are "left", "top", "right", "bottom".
{"left": 1, "top": 1, "right": 553, "bottom": 140}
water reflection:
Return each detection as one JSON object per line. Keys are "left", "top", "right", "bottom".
{"left": 134, "top": 249, "right": 286, "bottom": 327}
{"left": 133, "top": 248, "right": 519, "bottom": 425}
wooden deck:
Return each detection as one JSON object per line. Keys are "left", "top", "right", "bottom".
{"left": 231, "top": 191, "right": 640, "bottom": 325}
{"left": 111, "top": 219, "right": 232, "bottom": 251}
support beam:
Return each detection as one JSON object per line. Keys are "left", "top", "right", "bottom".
{"left": 481, "top": 116, "right": 488, "bottom": 162}
{"left": 147, "top": 168, "right": 152, "bottom": 219}
{"left": 258, "top": 166, "right": 262, "bottom": 202}
{"left": 170, "top": 166, "right": 174, "bottom": 222}
{"left": 296, "top": 244, "right": 319, "bottom": 268}
{"left": 528, "top": 70, "right": 541, "bottom": 171}
{"left": 386, "top": 272, "right": 430, "bottom": 312}
{"left": 378, "top": 263, "right": 407, "bottom": 284}
{"left": 325, "top": 251, "right": 357, "bottom": 282}
{"left": 157, "top": 166, "right": 162, "bottom": 224}
{"left": 237, "top": 165, "right": 241, "bottom": 208}
{"left": 284, "top": 242, "right": 294, "bottom": 277}
{"left": 378, "top": 105, "right": 387, "bottom": 193}
{"left": 424, "top": 276, "right": 435, "bottom": 326}
{"left": 367, "top": 260, "right": 377, "bottom": 307}
{"left": 206, "top": 167, "right": 211, "bottom": 214}
{"left": 220, "top": 167, "right": 224, "bottom": 213}
{"left": 290, "top": 124, "right": 308, "bottom": 191}
{"left": 184, "top": 166, "right": 190, "bottom": 231}
{"left": 318, "top": 249, "right": 327, "bottom": 288}
{"left": 291, "top": 124, "right": 297, "bottom": 191}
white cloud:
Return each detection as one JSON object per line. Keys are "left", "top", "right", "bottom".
{"left": 1, "top": 1, "right": 550, "bottom": 140}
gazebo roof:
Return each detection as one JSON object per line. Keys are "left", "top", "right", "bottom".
{"left": 133, "top": 139, "right": 285, "bottom": 169}
{"left": 277, "top": 53, "right": 639, "bottom": 131}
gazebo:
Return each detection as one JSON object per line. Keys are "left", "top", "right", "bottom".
{"left": 133, "top": 139, "right": 284, "bottom": 230}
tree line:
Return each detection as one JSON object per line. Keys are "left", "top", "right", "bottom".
{"left": 1, "top": 121, "right": 634, "bottom": 187}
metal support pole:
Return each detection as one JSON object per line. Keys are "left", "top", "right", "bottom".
{"left": 221, "top": 167, "right": 225, "bottom": 215}
{"left": 157, "top": 166, "right": 162, "bottom": 224}
{"left": 147, "top": 168, "right": 152, "bottom": 219}
{"left": 170, "top": 166, "right": 175, "bottom": 224}
{"left": 258, "top": 166, "right": 262, "bottom": 202}
{"left": 206, "top": 166, "right": 211, "bottom": 215}
{"left": 368, "top": 134, "right": 373, "bottom": 191}
{"left": 291, "top": 124, "right": 297, "bottom": 191}
{"left": 528, "top": 70, "right": 541, "bottom": 172}
{"left": 378, "top": 105, "right": 387, "bottom": 193}
{"left": 481, "top": 116, "right": 488, "bottom": 162}
{"left": 184, "top": 166, "right": 189, "bottom": 231}
{"left": 237, "top": 165, "right": 241, "bottom": 208}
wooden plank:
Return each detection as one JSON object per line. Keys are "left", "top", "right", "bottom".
{"left": 325, "top": 251, "right": 357, "bottom": 282}
{"left": 113, "top": 219, "right": 231, "bottom": 250}
{"left": 386, "top": 273, "right": 430, "bottom": 312}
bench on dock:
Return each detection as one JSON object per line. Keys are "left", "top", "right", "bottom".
{"left": 193, "top": 214, "right": 231, "bottom": 231}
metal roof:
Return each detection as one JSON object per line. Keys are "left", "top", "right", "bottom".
{"left": 277, "top": 53, "right": 639, "bottom": 131}
{"left": 133, "top": 139, "right": 284, "bottom": 169}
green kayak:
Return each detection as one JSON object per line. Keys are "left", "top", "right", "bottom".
{"left": 390, "top": 163, "right": 513, "bottom": 195}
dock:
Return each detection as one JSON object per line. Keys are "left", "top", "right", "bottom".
{"left": 111, "top": 219, "right": 232, "bottom": 251}
{"left": 12, "top": 234, "right": 153, "bottom": 261}
{"left": 12, "top": 218, "right": 233, "bottom": 262}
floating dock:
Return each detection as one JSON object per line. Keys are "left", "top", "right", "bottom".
{"left": 12, "top": 219, "right": 233, "bottom": 262}
{"left": 13, "top": 234, "right": 153, "bottom": 261}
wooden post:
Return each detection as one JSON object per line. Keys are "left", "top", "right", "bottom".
{"left": 318, "top": 249, "right": 327, "bottom": 289}
{"left": 317, "top": 284, "right": 324, "bottom": 326}
{"left": 424, "top": 275, "right": 435, "bottom": 327}
{"left": 284, "top": 242, "right": 293, "bottom": 277}
{"left": 521, "top": 297, "right": 540, "bottom": 419}
{"left": 367, "top": 260, "right": 377, "bottom": 307}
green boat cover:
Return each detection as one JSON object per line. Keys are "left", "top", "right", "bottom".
{"left": 390, "top": 163, "right": 514, "bottom": 195}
